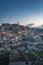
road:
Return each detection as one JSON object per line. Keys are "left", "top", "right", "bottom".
{"left": 9, "top": 62, "right": 31, "bottom": 65}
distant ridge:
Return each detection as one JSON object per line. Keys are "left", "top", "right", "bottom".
{"left": 27, "top": 24, "right": 43, "bottom": 33}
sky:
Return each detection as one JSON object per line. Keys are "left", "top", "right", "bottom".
{"left": 0, "top": 0, "right": 43, "bottom": 27}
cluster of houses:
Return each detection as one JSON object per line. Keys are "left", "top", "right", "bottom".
{"left": 0, "top": 23, "right": 43, "bottom": 55}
